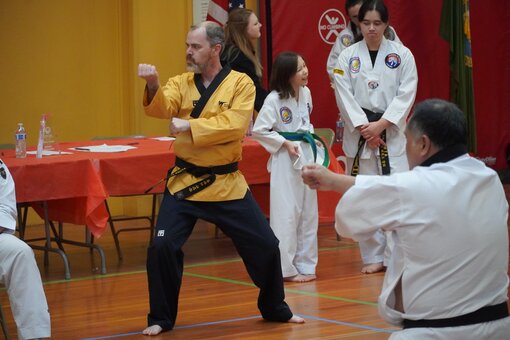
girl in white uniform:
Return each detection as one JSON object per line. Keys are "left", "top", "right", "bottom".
{"left": 252, "top": 52, "right": 319, "bottom": 282}
{"left": 332, "top": 0, "right": 418, "bottom": 274}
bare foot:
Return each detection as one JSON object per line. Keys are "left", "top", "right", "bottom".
{"left": 361, "top": 262, "right": 385, "bottom": 274}
{"left": 284, "top": 274, "right": 316, "bottom": 282}
{"left": 142, "top": 325, "right": 163, "bottom": 336}
{"left": 288, "top": 315, "right": 305, "bottom": 323}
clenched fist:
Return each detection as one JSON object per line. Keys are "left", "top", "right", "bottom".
{"left": 138, "top": 63, "right": 160, "bottom": 90}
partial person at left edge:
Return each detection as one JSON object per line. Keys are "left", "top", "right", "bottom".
{"left": 138, "top": 21, "right": 304, "bottom": 336}
{"left": 0, "top": 159, "right": 51, "bottom": 340}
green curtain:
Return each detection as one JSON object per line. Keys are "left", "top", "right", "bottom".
{"left": 440, "top": 0, "right": 476, "bottom": 152}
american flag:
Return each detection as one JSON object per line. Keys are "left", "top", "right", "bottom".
{"left": 207, "top": 0, "right": 246, "bottom": 26}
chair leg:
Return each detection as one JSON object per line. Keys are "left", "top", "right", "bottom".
{"left": 105, "top": 201, "right": 123, "bottom": 261}
{"left": 0, "top": 303, "right": 10, "bottom": 340}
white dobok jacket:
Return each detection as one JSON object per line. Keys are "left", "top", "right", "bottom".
{"left": 333, "top": 38, "right": 417, "bottom": 159}
{"left": 252, "top": 86, "right": 317, "bottom": 169}
{"left": 327, "top": 22, "right": 401, "bottom": 80}
{"left": 336, "top": 154, "right": 509, "bottom": 336}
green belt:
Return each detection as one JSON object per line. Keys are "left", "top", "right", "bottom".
{"left": 278, "top": 131, "right": 330, "bottom": 167}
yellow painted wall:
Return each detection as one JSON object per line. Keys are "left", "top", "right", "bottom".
{"left": 0, "top": 0, "right": 258, "bottom": 224}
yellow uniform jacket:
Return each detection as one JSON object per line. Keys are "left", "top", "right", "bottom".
{"left": 143, "top": 69, "right": 255, "bottom": 201}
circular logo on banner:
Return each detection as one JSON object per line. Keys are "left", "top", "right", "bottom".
{"left": 280, "top": 107, "right": 293, "bottom": 124}
{"left": 349, "top": 57, "right": 361, "bottom": 73}
{"left": 318, "top": 9, "right": 347, "bottom": 45}
{"left": 385, "top": 53, "right": 401, "bottom": 69}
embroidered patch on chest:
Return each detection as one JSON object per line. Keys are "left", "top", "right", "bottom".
{"left": 280, "top": 107, "right": 293, "bottom": 124}
{"left": 368, "top": 80, "right": 379, "bottom": 89}
{"left": 385, "top": 53, "right": 401, "bottom": 69}
{"left": 349, "top": 57, "right": 361, "bottom": 73}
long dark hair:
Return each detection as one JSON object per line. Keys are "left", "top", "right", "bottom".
{"left": 269, "top": 52, "right": 302, "bottom": 100}
{"left": 224, "top": 8, "right": 262, "bottom": 78}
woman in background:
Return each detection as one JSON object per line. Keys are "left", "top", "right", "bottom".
{"left": 222, "top": 8, "right": 267, "bottom": 114}
{"left": 333, "top": 0, "right": 418, "bottom": 274}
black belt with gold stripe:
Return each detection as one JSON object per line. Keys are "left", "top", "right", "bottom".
{"left": 170, "top": 157, "right": 238, "bottom": 200}
{"left": 350, "top": 108, "right": 390, "bottom": 176}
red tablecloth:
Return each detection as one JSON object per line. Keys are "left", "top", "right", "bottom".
{"left": 2, "top": 137, "right": 343, "bottom": 237}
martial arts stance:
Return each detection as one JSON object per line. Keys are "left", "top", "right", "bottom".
{"left": 332, "top": 0, "right": 417, "bottom": 273}
{"left": 138, "top": 21, "right": 304, "bottom": 336}
{"left": 252, "top": 52, "right": 320, "bottom": 283}
{"left": 302, "top": 99, "right": 510, "bottom": 339}
{"left": 0, "top": 159, "right": 51, "bottom": 339}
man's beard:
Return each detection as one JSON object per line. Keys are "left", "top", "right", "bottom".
{"left": 186, "top": 57, "right": 204, "bottom": 74}
{"left": 186, "top": 62, "right": 201, "bottom": 73}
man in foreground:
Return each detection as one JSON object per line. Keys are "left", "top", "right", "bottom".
{"left": 138, "top": 21, "right": 304, "bottom": 336}
{"left": 302, "top": 99, "right": 510, "bottom": 338}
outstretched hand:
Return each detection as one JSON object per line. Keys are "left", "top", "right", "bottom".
{"left": 302, "top": 164, "right": 355, "bottom": 194}
{"left": 301, "top": 164, "right": 335, "bottom": 191}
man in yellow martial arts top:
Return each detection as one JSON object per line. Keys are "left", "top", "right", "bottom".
{"left": 138, "top": 21, "right": 304, "bottom": 336}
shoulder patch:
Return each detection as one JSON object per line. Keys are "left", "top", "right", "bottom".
{"left": 340, "top": 34, "right": 353, "bottom": 47}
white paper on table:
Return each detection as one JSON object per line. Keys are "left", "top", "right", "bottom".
{"left": 68, "top": 144, "right": 137, "bottom": 153}
{"left": 151, "top": 136, "right": 176, "bottom": 141}
{"left": 27, "top": 150, "right": 73, "bottom": 156}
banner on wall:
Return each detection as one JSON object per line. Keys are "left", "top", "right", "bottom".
{"left": 261, "top": 0, "right": 347, "bottom": 131}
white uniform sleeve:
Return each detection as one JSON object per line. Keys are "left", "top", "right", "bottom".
{"left": 326, "top": 37, "right": 344, "bottom": 81}
{"left": 382, "top": 48, "right": 418, "bottom": 130}
{"left": 0, "top": 161, "right": 17, "bottom": 232}
{"left": 251, "top": 95, "right": 286, "bottom": 154}
{"left": 335, "top": 175, "right": 402, "bottom": 241}
{"left": 333, "top": 49, "right": 369, "bottom": 132}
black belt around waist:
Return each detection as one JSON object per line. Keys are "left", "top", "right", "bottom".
{"left": 170, "top": 157, "right": 239, "bottom": 200}
{"left": 351, "top": 108, "right": 390, "bottom": 176}
{"left": 403, "top": 302, "right": 509, "bottom": 329}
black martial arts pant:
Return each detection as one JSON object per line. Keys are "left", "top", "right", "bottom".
{"left": 146, "top": 189, "right": 293, "bottom": 330}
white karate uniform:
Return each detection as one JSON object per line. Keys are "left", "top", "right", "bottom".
{"left": 333, "top": 37, "right": 418, "bottom": 264}
{"left": 326, "top": 23, "right": 400, "bottom": 80}
{"left": 336, "top": 154, "right": 510, "bottom": 339}
{"left": 0, "top": 159, "right": 51, "bottom": 340}
{"left": 252, "top": 87, "right": 319, "bottom": 277}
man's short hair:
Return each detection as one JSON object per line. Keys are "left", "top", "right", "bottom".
{"left": 408, "top": 99, "right": 468, "bottom": 148}
{"left": 191, "top": 21, "right": 225, "bottom": 51}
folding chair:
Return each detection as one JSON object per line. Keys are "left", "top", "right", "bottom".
{"left": 91, "top": 135, "right": 158, "bottom": 261}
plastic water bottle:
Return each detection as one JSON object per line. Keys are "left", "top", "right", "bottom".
{"left": 15, "top": 123, "right": 27, "bottom": 158}
{"left": 335, "top": 116, "right": 344, "bottom": 143}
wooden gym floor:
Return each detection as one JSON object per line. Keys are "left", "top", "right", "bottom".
{"left": 1, "top": 184, "right": 509, "bottom": 339}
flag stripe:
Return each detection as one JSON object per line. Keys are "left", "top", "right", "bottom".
{"left": 207, "top": 1, "right": 228, "bottom": 25}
